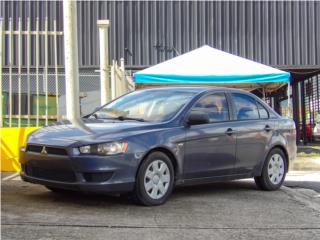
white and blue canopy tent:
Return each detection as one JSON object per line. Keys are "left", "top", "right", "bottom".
{"left": 134, "top": 45, "right": 290, "bottom": 94}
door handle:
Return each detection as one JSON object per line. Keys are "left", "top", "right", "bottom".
{"left": 264, "top": 125, "right": 272, "bottom": 132}
{"left": 225, "top": 128, "right": 234, "bottom": 135}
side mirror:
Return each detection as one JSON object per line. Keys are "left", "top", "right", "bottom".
{"left": 187, "top": 111, "right": 210, "bottom": 125}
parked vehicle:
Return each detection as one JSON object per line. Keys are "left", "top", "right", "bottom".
{"left": 20, "top": 87, "right": 297, "bottom": 206}
{"left": 313, "top": 122, "right": 320, "bottom": 142}
{"left": 298, "top": 122, "right": 313, "bottom": 142}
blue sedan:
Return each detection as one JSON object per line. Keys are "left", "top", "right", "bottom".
{"left": 20, "top": 87, "right": 297, "bottom": 206}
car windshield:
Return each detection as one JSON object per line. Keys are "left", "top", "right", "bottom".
{"left": 91, "top": 89, "right": 196, "bottom": 122}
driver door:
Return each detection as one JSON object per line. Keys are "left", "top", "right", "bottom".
{"left": 183, "top": 92, "right": 236, "bottom": 179}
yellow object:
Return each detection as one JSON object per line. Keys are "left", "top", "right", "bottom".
{"left": 0, "top": 127, "right": 39, "bottom": 172}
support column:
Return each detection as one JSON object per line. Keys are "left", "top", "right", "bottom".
{"left": 97, "top": 20, "right": 111, "bottom": 105}
{"left": 292, "top": 81, "right": 300, "bottom": 144}
{"left": 63, "top": 0, "right": 80, "bottom": 120}
{"left": 300, "top": 82, "right": 307, "bottom": 144}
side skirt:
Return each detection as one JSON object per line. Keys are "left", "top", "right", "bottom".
{"left": 175, "top": 172, "right": 254, "bottom": 186}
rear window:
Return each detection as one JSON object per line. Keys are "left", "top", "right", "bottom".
{"left": 257, "top": 102, "right": 269, "bottom": 119}
{"left": 231, "top": 93, "right": 259, "bottom": 120}
{"left": 192, "top": 93, "right": 230, "bottom": 122}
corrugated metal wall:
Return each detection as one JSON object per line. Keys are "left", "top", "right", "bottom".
{"left": 1, "top": 0, "right": 320, "bottom": 68}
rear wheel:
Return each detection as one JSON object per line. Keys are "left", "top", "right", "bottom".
{"left": 134, "top": 152, "right": 174, "bottom": 206}
{"left": 254, "top": 148, "right": 287, "bottom": 191}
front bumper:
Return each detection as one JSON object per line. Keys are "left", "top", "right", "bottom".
{"left": 20, "top": 146, "right": 137, "bottom": 193}
{"left": 20, "top": 172, "right": 134, "bottom": 193}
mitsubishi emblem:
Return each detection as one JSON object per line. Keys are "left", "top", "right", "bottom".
{"left": 40, "top": 146, "right": 48, "bottom": 155}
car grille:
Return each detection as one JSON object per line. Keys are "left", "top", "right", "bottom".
{"left": 24, "top": 164, "right": 77, "bottom": 182}
{"left": 26, "top": 144, "right": 68, "bottom": 156}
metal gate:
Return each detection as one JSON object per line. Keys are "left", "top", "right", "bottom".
{"left": 301, "top": 74, "right": 320, "bottom": 143}
{"left": 0, "top": 17, "right": 134, "bottom": 128}
{"left": 0, "top": 17, "right": 63, "bottom": 127}
{"left": 110, "top": 58, "right": 134, "bottom": 100}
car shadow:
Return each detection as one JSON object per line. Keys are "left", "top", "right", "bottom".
{"left": 2, "top": 179, "right": 260, "bottom": 208}
{"left": 173, "top": 179, "right": 258, "bottom": 196}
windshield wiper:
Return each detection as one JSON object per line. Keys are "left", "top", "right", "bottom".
{"left": 95, "top": 116, "right": 146, "bottom": 122}
{"left": 116, "top": 116, "right": 146, "bottom": 122}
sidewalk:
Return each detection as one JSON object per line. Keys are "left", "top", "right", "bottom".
{"left": 285, "top": 171, "right": 320, "bottom": 193}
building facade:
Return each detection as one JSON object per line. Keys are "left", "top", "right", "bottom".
{"left": 1, "top": 1, "right": 320, "bottom": 143}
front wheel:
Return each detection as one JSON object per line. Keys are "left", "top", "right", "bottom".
{"left": 255, "top": 148, "right": 287, "bottom": 191}
{"left": 134, "top": 152, "right": 174, "bottom": 206}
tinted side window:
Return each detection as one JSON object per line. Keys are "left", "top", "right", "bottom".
{"left": 192, "top": 93, "right": 229, "bottom": 122}
{"left": 231, "top": 93, "right": 259, "bottom": 120}
{"left": 257, "top": 102, "right": 269, "bottom": 119}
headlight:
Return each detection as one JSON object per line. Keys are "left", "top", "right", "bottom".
{"left": 79, "top": 142, "right": 128, "bottom": 155}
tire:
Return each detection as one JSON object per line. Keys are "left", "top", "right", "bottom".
{"left": 134, "top": 151, "right": 174, "bottom": 206}
{"left": 254, "top": 148, "right": 287, "bottom": 191}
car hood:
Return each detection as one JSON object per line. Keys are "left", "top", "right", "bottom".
{"left": 27, "top": 118, "right": 164, "bottom": 147}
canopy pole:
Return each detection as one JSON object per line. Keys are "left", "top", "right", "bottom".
{"left": 287, "top": 81, "right": 291, "bottom": 117}
{"left": 262, "top": 87, "right": 266, "bottom": 101}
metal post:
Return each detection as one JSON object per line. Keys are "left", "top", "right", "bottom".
{"left": 63, "top": 0, "right": 80, "bottom": 120}
{"left": 44, "top": 18, "right": 49, "bottom": 125}
{"left": 9, "top": 18, "right": 13, "bottom": 127}
{"left": 97, "top": 20, "right": 110, "bottom": 105}
{"left": 0, "top": 19, "right": 3, "bottom": 127}
{"left": 35, "top": 18, "right": 40, "bottom": 126}
{"left": 54, "top": 20, "right": 59, "bottom": 120}
{"left": 27, "top": 18, "right": 31, "bottom": 126}
{"left": 18, "top": 18, "right": 22, "bottom": 127}
{"left": 111, "top": 60, "right": 116, "bottom": 100}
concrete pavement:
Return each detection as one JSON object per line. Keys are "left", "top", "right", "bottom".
{"left": 2, "top": 175, "right": 320, "bottom": 240}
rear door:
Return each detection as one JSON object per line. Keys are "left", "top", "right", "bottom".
{"left": 183, "top": 92, "right": 237, "bottom": 179}
{"left": 230, "top": 93, "right": 275, "bottom": 174}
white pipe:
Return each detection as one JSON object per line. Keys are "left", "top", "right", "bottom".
{"left": 63, "top": 0, "right": 80, "bottom": 120}
{"left": 120, "top": 58, "right": 126, "bottom": 93}
{"left": 111, "top": 60, "right": 116, "bottom": 100}
{"left": 54, "top": 20, "right": 59, "bottom": 120}
{"left": 27, "top": 18, "right": 31, "bottom": 126}
{"left": 9, "top": 18, "right": 12, "bottom": 127}
{"left": 97, "top": 20, "right": 110, "bottom": 105}
{"left": 18, "top": 18, "right": 22, "bottom": 127}
{"left": 44, "top": 17, "right": 49, "bottom": 125}
{"left": 35, "top": 18, "right": 40, "bottom": 126}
